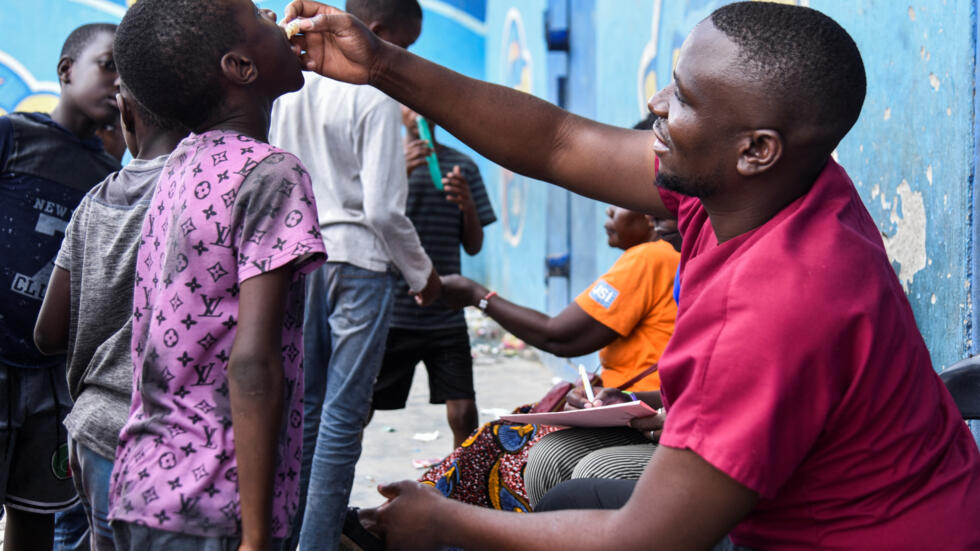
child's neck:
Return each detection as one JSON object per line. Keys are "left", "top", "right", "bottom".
{"left": 50, "top": 101, "right": 100, "bottom": 140}
{"left": 135, "top": 131, "right": 187, "bottom": 161}
{"left": 194, "top": 98, "right": 272, "bottom": 143}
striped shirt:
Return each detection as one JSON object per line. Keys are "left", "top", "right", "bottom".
{"left": 390, "top": 146, "right": 496, "bottom": 329}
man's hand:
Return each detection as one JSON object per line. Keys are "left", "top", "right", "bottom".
{"left": 404, "top": 138, "right": 432, "bottom": 177}
{"left": 284, "top": 1, "right": 383, "bottom": 83}
{"left": 375, "top": 481, "right": 448, "bottom": 551}
{"left": 630, "top": 412, "right": 666, "bottom": 443}
{"left": 413, "top": 267, "right": 442, "bottom": 306}
{"left": 439, "top": 274, "right": 485, "bottom": 310}
{"left": 443, "top": 165, "right": 475, "bottom": 212}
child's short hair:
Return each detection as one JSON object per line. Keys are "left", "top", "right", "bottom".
{"left": 119, "top": 81, "right": 185, "bottom": 132}
{"left": 346, "top": 0, "right": 422, "bottom": 27}
{"left": 113, "top": 0, "right": 241, "bottom": 129}
{"left": 61, "top": 23, "right": 117, "bottom": 61}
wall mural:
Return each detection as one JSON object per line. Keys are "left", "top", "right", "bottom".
{"left": 636, "top": 0, "right": 805, "bottom": 117}
{"left": 0, "top": 50, "right": 60, "bottom": 116}
{"left": 0, "top": 0, "right": 136, "bottom": 115}
{"left": 499, "top": 7, "right": 531, "bottom": 247}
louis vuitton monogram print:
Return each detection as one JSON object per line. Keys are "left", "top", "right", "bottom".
{"left": 109, "top": 131, "right": 325, "bottom": 538}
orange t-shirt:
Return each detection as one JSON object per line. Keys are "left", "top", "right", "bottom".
{"left": 574, "top": 240, "right": 679, "bottom": 391}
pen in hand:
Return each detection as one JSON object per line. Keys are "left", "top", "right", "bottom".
{"left": 579, "top": 364, "right": 596, "bottom": 403}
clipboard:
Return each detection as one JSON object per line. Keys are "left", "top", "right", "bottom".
{"left": 499, "top": 400, "right": 659, "bottom": 428}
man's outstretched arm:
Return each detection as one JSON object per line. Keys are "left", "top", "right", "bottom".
{"left": 373, "top": 445, "right": 758, "bottom": 551}
{"left": 285, "top": 1, "right": 671, "bottom": 217}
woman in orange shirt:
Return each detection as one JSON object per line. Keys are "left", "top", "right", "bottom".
{"left": 415, "top": 205, "right": 680, "bottom": 512}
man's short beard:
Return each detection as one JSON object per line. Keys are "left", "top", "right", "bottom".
{"left": 655, "top": 171, "right": 720, "bottom": 199}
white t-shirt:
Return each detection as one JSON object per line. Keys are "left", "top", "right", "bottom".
{"left": 270, "top": 73, "right": 432, "bottom": 290}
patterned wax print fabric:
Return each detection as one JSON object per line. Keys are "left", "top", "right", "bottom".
{"left": 574, "top": 240, "right": 679, "bottom": 392}
{"left": 420, "top": 405, "right": 563, "bottom": 512}
{"left": 108, "top": 131, "right": 326, "bottom": 538}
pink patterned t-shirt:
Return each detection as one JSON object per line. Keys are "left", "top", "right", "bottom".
{"left": 108, "top": 130, "right": 325, "bottom": 538}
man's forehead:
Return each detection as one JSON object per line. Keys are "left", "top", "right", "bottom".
{"left": 675, "top": 22, "right": 740, "bottom": 89}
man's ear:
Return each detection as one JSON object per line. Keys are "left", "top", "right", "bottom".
{"left": 117, "top": 92, "right": 136, "bottom": 135}
{"left": 219, "top": 49, "right": 258, "bottom": 86}
{"left": 57, "top": 56, "right": 73, "bottom": 86}
{"left": 735, "top": 129, "right": 782, "bottom": 177}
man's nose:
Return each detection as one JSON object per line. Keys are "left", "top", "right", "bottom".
{"left": 648, "top": 85, "right": 670, "bottom": 118}
{"left": 261, "top": 8, "right": 277, "bottom": 23}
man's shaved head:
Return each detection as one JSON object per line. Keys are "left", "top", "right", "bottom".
{"left": 710, "top": 2, "right": 866, "bottom": 144}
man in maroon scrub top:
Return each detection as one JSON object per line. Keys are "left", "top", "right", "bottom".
{"left": 286, "top": 1, "right": 980, "bottom": 550}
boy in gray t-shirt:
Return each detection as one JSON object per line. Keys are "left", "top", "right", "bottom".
{"left": 34, "top": 82, "right": 186, "bottom": 550}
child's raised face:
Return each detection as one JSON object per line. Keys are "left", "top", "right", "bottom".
{"left": 229, "top": 0, "right": 305, "bottom": 98}
{"left": 63, "top": 30, "right": 119, "bottom": 126}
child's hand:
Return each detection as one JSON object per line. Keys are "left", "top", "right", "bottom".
{"left": 439, "top": 274, "right": 483, "bottom": 310}
{"left": 412, "top": 267, "right": 442, "bottom": 306}
{"left": 443, "top": 165, "right": 475, "bottom": 212}
{"left": 404, "top": 138, "right": 432, "bottom": 176}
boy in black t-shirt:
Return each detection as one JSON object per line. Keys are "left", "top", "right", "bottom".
{"left": 371, "top": 106, "right": 496, "bottom": 447}
{"left": 0, "top": 23, "right": 121, "bottom": 551}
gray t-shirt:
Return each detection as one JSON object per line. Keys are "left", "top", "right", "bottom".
{"left": 56, "top": 155, "right": 167, "bottom": 459}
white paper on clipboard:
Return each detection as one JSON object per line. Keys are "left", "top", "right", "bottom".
{"left": 499, "top": 401, "right": 659, "bottom": 428}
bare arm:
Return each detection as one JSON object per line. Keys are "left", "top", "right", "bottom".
{"left": 34, "top": 266, "right": 71, "bottom": 355}
{"left": 229, "top": 267, "right": 291, "bottom": 551}
{"left": 375, "top": 445, "right": 758, "bottom": 551}
{"left": 440, "top": 274, "right": 618, "bottom": 357}
{"left": 286, "top": 2, "right": 671, "bottom": 217}
{"left": 442, "top": 166, "right": 483, "bottom": 255}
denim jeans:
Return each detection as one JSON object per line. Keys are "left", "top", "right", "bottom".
{"left": 64, "top": 438, "right": 114, "bottom": 551}
{"left": 112, "top": 522, "right": 284, "bottom": 551}
{"left": 287, "top": 262, "right": 395, "bottom": 551}
{"left": 53, "top": 502, "right": 90, "bottom": 551}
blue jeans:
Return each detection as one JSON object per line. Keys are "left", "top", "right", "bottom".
{"left": 53, "top": 502, "right": 89, "bottom": 551}
{"left": 112, "top": 522, "right": 284, "bottom": 551}
{"left": 288, "top": 262, "right": 395, "bottom": 551}
{"left": 64, "top": 438, "right": 114, "bottom": 550}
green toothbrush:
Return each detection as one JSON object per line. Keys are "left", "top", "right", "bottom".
{"left": 416, "top": 117, "right": 443, "bottom": 190}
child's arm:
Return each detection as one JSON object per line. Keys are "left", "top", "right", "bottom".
{"left": 443, "top": 165, "right": 483, "bottom": 256}
{"left": 229, "top": 265, "right": 292, "bottom": 551}
{"left": 34, "top": 266, "right": 71, "bottom": 355}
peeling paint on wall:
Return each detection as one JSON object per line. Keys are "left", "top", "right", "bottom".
{"left": 883, "top": 180, "right": 928, "bottom": 291}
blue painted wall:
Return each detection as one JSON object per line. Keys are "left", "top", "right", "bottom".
{"left": 5, "top": 0, "right": 977, "bottom": 385}
{"left": 481, "top": 1, "right": 551, "bottom": 309}
{"left": 484, "top": 0, "right": 978, "bottom": 387}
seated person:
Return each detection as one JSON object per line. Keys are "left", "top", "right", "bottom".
{"left": 281, "top": 3, "right": 980, "bottom": 549}
{"left": 416, "top": 205, "right": 680, "bottom": 511}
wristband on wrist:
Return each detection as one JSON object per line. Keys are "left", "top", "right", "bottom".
{"left": 621, "top": 390, "right": 639, "bottom": 402}
{"left": 478, "top": 290, "right": 497, "bottom": 311}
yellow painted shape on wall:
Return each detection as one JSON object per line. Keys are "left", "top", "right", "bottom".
{"left": 644, "top": 70, "right": 657, "bottom": 105}
{"left": 16, "top": 93, "right": 59, "bottom": 114}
